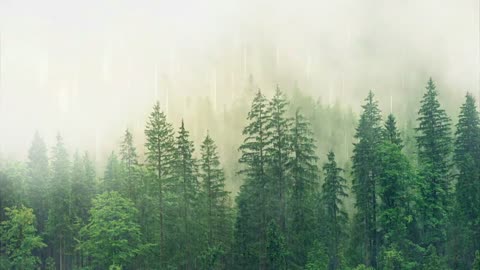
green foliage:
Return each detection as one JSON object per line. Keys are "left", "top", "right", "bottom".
{"left": 322, "top": 151, "right": 348, "bottom": 270}
{"left": 305, "top": 241, "right": 328, "bottom": 270}
{"left": 288, "top": 109, "right": 319, "bottom": 268}
{"left": 199, "top": 133, "right": 233, "bottom": 268}
{"left": 415, "top": 78, "right": 452, "bottom": 251}
{"left": 266, "top": 220, "right": 287, "bottom": 270}
{"left": 351, "top": 91, "right": 383, "bottom": 268}
{"left": 79, "top": 192, "right": 143, "bottom": 269}
{"left": 0, "top": 205, "right": 46, "bottom": 269}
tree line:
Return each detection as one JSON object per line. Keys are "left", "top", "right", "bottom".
{"left": 0, "top": 78, "right": 480, "bottom": 270}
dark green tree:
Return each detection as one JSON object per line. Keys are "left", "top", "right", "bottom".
{"left": 288, "top": 109, "right": 319, "bottom": 268}
{"left": 234, "top": 90, "right": 271, "bottom": 269}
{"left": 198, "top": 133, "right": 232, "bottom": 269}
{"left": 103, "top": 151, "right": 122, "bottom": 192}
{"left": 415, "top": 78, "right": 452, "bottom": 252}
{"left": 322, "top": 151, "right": 348, "bottom": 270}
{"left": 144, "top": 101, "right": 175, "bottom": 267}
{"left": 452, "top": 93, "right": 480, "bottom": 268}
{"left": 266, "top": 87, "right": 291, "bottom": 233}
{"left": 173, "top": 120, "right": 200, "bottom": 269}
{"left": 351, "top": 91, "right": 383, "bottom": 268}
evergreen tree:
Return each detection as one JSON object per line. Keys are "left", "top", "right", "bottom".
{"left": 144, "top": 101, "right": 175, "bottom": 267}
{"left": 377, "top": 114, "right": 416, "bottom": 267}
{"left": 199, "top": 133, "right": 232, "bottom": 269}
{"left": 120, "top": 129, "right": 140, "bottom": 204}
{"left": 103, "top": 151, "right": 122, "bottom": 192}
{"left": 25, "top": 132, "right": 49, "bottom": 234}
{"left": 322, "top": 151, "right": 348, "bottom": 270}
{"left": 351, "top": 91, "right": 383, "bottom": 268}
{"left": 173, "top": 120, "right": 200, "bottom": 269}
{"left": 266, "top": 220, "right": 287, "bottom": 270}
{"left": 0, "top": 206, "right": 46, "bottom": 269}
{"left": 415, "top": 78, "right": 452, "bottom": 252}
{"left": 288, "top": 109, "right": 319, "bottom": 268}
{"left": 453, "top": 93, "right": 480, "bottom": 267}
{"left": 47, "top": 134, "right": 73, "bottom": 270}
{"left": 266, "top": 87, "right": 291, "bottom": 234}
{"left": 234, "top": 90, "right": 271, "bottom": 269}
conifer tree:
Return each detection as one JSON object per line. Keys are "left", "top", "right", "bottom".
{"left": 351, "top": 91, "right": 383, "bottom": 268}
{"left": 377, "top": 114, "right": 416, "bottom": 266}
{"left": 415, "top": 78, "right": 452, "bottom": 252}
{"left": 173, "top": 120, "right": 200, "bottom": 269}
{"left": 322, "top": 151, "right": 348, "bottom": 270}
{"left": 144, "top": 101, "right": 175, "bottom": 267}
{"left": 26, "top": 132, "right": 49, "bottom": 235}
{"left": 266, "top": 87, "right": 291, "bottom": 233}
{"left": 103, "top": 152, "right": 122, "bottom": 192}
{"left": 288, "top": 109, "right": 319, "bottom": 268}
{"left": 47, "top": 134, "right": 72, "bottom": 270}
{"left": 453, "top": 93, "right": 480, "bottom": 267}
{"left": 120, "top": 129, "right": 140, "bottom": 203}
{"left": 199, "top": 133, "right": 232, "bottom": 269}
{"left": 234, "top": 90, "right": 271, "bottom": 269}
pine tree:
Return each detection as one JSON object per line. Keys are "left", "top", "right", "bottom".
{"left": 26, "top": 132, "right": 49, "bottom": 238}
{"left": 234, "top": 90, "right": 271, "bottom": 269}
{"left": 103, "top": 152, "right": 122, "bottom": 192}
{"left": 144, "top": 101, "right": 175, "bottom": 267}
{"left": 322, "top": 151, "right": 348, "bottom": 270}
{"left": 377, "top": 114, "right": 416, "bottom": 266}
{"left": 351, "top": 91, "right": 383, "bottom": 268}
{"left": 173, "top": 120, "right": 200, "bottom": 269}
{"left": 120, "top": 129, "right": 140, "bottom": 203}
{"left": 288, "top": 109, "right": 319, "bottom": 268}
{"left": 266, "top": 87, "right": 291, "bottom": 233}
{"left": 453, "top": 93, "right": 480, "bottom": 267}
{"left": 47, "top": 134, "right": 72, "bottom": 270}
{"left": 199, "top": 133, "right": 232, "bottom": 269}
{"left": 415, "top": 78, "right": 452, "bottom": 252}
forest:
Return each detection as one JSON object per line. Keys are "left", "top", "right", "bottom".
{"left": 0, "top": 77, "right": 479, "bottom": 270}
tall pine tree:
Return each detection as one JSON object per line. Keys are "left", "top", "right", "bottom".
{"left": 351, "top": 91, "right": 383, "bottom": 268}
{"left": 234, "top": 90, "right": 271, "bottom": 269}
{"left": 453, "top": 93, "right": 480, "bottom": 267}
{"left": 288, "top": 109, "right": 319, "bottom": 268}
{"left": 322, "top": 151, "right": 348, "bottom": 270}
{"left": 415, "top": 78, "right": 452, "bottom": 253}
{"left": 144, "top": 101, "right": 176, "bottom": 267}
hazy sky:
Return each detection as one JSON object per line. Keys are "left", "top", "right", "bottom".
{"left": 0, "top": 0, "right": 478, "bottom": 161}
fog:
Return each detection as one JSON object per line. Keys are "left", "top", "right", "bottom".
{"left": 0, "top": 0, "right": 478, "bottom": 163}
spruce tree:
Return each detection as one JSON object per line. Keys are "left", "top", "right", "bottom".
{"left": 234, "top": 90, "right": 271, "bottom": 269}
{"left": 415, "top": 78, "right": 452, "bottom": 252}
{"left": 144, "top": 101, "right": 175, "bottom": 267}
{"left": 266, "top": 87, "right": 291, "bottom": 233}
{"left": 173, "top": 120, "right": 199, "bottom": 269}
{"left": 120, "top": 129, "right": 140, "bottom": 203}
{"left": 377, "top": 114, "right": 416, "bottom": 267}
{"left": 288, "top": 109, "right": 318, "bottom": 268}
{"left": 453, "top": 93, "right": 480, "bottom": 266}
{"left": 351, "top": 91, "right": 383, "bottom": 268}
{"left": 322, "top": 151, "right": 348, "bottom": 270}
{"left": 26, "top": 132, "right": 49, "bottom": 237}
{"left": 199, "top": 133, "right": 232, "bottom": 269}
{"left": 47, "top": 134, "right": 72, "bottom": 270}
{"left": 103, "top": 152, "right": 122, "bottom": 192}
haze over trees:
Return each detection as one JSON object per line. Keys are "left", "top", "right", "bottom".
{"left": 0, "top": 78, "right": 479, "bottom": 270}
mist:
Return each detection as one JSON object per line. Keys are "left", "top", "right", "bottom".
{"left": 0, "top": 0, "right": 478, "bottom": 162}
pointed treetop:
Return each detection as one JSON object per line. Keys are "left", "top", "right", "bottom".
{"left": 384, "top": 114, "right": 403, "bottom": 146}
